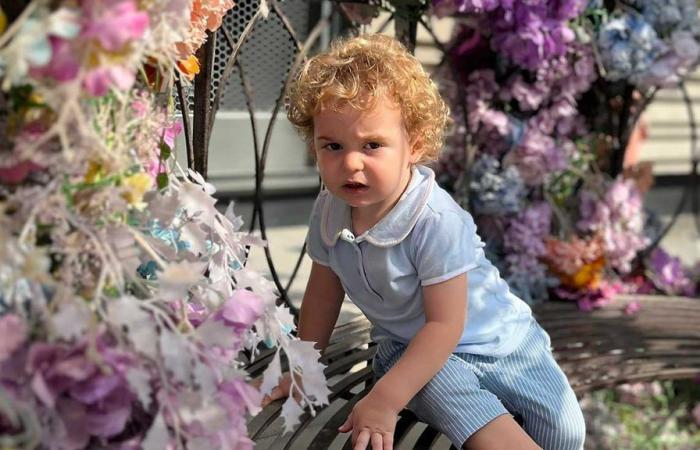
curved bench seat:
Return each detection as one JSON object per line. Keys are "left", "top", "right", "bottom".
{"left": 246, "top": 294, "right": 700, "bottom": 449}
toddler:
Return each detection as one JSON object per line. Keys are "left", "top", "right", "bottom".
{"left": 264, "top": 34, "right": 586, "bottom": 450}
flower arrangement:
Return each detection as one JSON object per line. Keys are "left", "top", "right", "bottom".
{"left": 433, "top": 0, "right": 700, "bottom": 307}
{"left": 0, "top": 2, "right": 327, "bottom": 449}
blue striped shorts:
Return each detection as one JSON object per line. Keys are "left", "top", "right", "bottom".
{"left": 372, "top": 318, "right": 586, "bottom": 449}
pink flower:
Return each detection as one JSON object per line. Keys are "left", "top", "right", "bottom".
{"left": 163, "top": 121, "right": 183, "bottom": 149}
{"left": 0, "top": 160, "right": 44, "bottom": 184}
{"left": 131, "top": 99, "right": 149, "bottom": 118}
{"left": 81, "top": 0, "right": 149, "bottom": 52}
{"left": 0, "top": 314, "right": 28, "bottom": 363}
{"left": 217, "top": 290, "right": 265, "bottom": 332}
{"left": 623, "top": 300, "right": 641, "bottom": 316}
{"left": 29, "top": 37, "right": 80, "bottom": 82}
{"left": 83, "top": 65, "right": 135, "bottom": 96}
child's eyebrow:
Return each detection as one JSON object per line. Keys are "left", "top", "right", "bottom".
{"left": 316, "top": 133, "right": 388, "bottom": 142}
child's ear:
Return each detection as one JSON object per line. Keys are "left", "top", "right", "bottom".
{"left": 409, "top": 137, "right": 424, "bottom": 163}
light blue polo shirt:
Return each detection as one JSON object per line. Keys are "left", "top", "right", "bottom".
{"left": 306, "top": 165, "right": 533, "bottom": 357}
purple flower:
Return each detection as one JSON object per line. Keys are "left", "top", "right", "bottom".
{"left": 504, "top": 128, "right": 568, "bottom": 185}
{"left": 502, "top": 75, "right": 548, "bottom": 111}
{"left": 647, "top": 248, "right": 696, "bottom": 296}
{"left": 503, "top": 202, "right": 553, "bottom": 302}
{"left": 25, "top": 337, "right": 137, "bottom": 446}
{"left": 504, "top": 201, "right": 552, "bottom": 257}
{"left": 491, "top": 2, "right": 580, "bottom": 70}
{"left": 0, "top": 314, "right": 28, "bottom": 363}
{"left": 432, "top": 0, "right": 501, "bottom": 17}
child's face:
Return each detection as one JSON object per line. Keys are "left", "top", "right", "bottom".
{"left": 313, "top": 95, "right": 421, "bottom": 223}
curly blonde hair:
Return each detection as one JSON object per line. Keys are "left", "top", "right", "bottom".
{"left": 286, "top": 34, "right": 449, "bottom": 162}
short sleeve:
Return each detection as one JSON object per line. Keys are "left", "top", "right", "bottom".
{"left": 305, "top": 191, "right": 330, "bottom": 266}
{"left": 412, "top": 209, "right": 481, "bottom": 286}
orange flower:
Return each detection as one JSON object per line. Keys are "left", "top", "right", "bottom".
{"left": 178, "top": 0, "right": 235, "bottom": 58}
{"left": 559, "top": 256, "right": 606, "bottom": 290}
{"left": 177, "top": 55, "right": 201, "bottom": 80}
{"left": 544, "top": 235, "right": 606, "bottom": 289}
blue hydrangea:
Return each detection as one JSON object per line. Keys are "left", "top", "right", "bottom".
{"left": 633, "top": 0, "right": 700, "bottom": 36}
{"left": 597, "top": 13, "right": 665, "bottom": 82}
{"left": 470, "top": 155, "right": 526, "bottom": 216}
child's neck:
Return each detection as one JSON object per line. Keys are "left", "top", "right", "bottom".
{"left": 350, "top": 169, "right": 414, "bottom": 236}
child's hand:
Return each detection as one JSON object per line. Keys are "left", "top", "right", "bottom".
{"left": 258, "top": 373, "right": 301, "bottom": 407}
{"left": 338, "top": 391, "right": 399, "bottom": 450}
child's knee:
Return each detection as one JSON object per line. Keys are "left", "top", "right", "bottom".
{"left": 548, "top": 409, "right": 586, "bottom": 450}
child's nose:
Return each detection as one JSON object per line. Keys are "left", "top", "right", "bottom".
{"left": 342, "top": 150, "right": 364, "bottom": 171}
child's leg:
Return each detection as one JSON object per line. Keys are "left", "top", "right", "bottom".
{"left": 474, "top": 319, "right": 586, "bottom": 450}
{"left": 463, "top": 415, "right": 541, "bottom": 450}
{"left": 373, "top": 339, "right": 538, "bottom": 449}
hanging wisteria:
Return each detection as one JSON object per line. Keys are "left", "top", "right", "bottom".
{"left": 0, "top": 2, "right": 327, "bottom": 448}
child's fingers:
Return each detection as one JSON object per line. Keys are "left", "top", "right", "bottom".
{"left": 382, "top": 432, "right": 393, "bottom": 450}
{"left": 261, "top": 386, "right": 284, "bottom": 406}
{"left": 338, "top": 412, "right": 353, "bottom": 433}
{"left": 370, "top": 432, "right": 383, "bottom": 450}
{"left": 353, "top": 429, "right": 370, "bottom": 450}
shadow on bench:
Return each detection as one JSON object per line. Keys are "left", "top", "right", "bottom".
{"left": 246, "top": 294, "right": 700, "bottom": 449}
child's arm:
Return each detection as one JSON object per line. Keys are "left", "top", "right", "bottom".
{"left": 339, "top": 273, "right": 467, "bottom": 450}
{"left": 261, "top": 261, "right": 345, "bottom": 405}
{"left": 297, "top": 261, "right": 346, "bottom": 351}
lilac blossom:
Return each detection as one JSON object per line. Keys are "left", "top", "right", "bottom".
{"left": 504, "top": 128, "right": 568, "bottom": 186}
{"left": 490, "top": 1, "right": 586, "bottom": 70}
{"left": 503, "top": 202, "right": 553, "bottom": 303}
{"left": 20, "top": 338, "right": 137, "bottom": 449}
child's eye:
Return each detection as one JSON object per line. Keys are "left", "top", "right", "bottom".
{"left": 323, "top": 143, "right": 342, "bottom": 151}
{"left": 364, "top": 142, "right": 382, "bottom": 150}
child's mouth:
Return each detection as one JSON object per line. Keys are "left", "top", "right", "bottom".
{"left": 342, "top": 182, "right": 368, "bottom": 192}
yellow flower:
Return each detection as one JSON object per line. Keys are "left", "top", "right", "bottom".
{"left": 84, "top": 161, "right": 104, "bottom": 184}
{"left": 121, "top": 172, "right": 153, "bottom": 206}
{"left": 562, "top": 257, "right": 606, "bottom": 290}
{"left": 0, "top": 7, "right": 7, "bottom": 35}
{"left": 177, "top": 55, "right": 201, "bottom": 80}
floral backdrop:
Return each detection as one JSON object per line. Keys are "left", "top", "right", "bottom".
{"left": 433, "top": 0, "right": 700, "bottom": 308}
{"left": 0, "top": 1, "right": 327, "bottom": 449}
{"left": 1, "top": 0, "right": 700, "bottom": 447}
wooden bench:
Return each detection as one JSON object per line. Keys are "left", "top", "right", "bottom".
{"left": 246, "top": 294, "right": 700, "bottom": 449}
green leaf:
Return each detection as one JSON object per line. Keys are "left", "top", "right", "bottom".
{"left": 156, "top": 173, "right": 169, "bottom": 190}
{"left": 159, "top": 142, "right": 171, "bottom": 160}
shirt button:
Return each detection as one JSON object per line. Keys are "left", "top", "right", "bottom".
{"left": 340, "top": 229, "right": 355, "bottom": 242}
